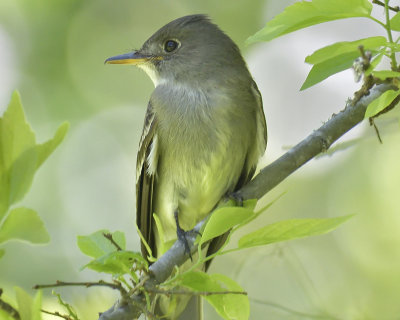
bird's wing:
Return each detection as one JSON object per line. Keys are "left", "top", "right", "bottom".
{"left": 136, "top": 101, "right": 158, "bottom": 259}
{"left": 205, "top": 81, "right": 267, "bottom": 270}
{"left": 252, "top": 80, "right": 268, "bottom": 156}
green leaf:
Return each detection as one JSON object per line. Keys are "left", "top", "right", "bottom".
{"left": 36, "top": 121, "right": 69, "bottom": 169}
{"left": 210, "top": 274, "right": 249, "bottom": 320}
{"left": 77, "top": 230, "right": 125, "bottom": 258}
{"left": 180, "top": 271, "right": 248, "bottom": 320}
{"left": 242, "top": 199, "right": 257, "bottom": 211}
{"left": 365, "top": 53, "right": 384, "bottom": 76}
{"left": 301, "top": 37, "right": 387, "bottom": 90}
{"left": 83, "top": 250, "right": 147, "bottom": 275}
{"left": 135, "top": 223, "right": 155, "bottom": 262}
{"left": 0, "top": 248, "right": 5, "bottom": 259}
{"left": 15, "top": 287, "right": 33, "bottom": 320}
{"left": 238, "top": 215, "right": 353, "bottom": 249}
{"left": 371, "top": 70, "right": 400, "bottom": 80}
{"left": 238, "top": 194, "right": 285, "bottom": 229}
{"left": 365, "top": 89, "right": 400, "bottom": 118}
{"left": 153, "top": 213, "right": 167, "bottom": 255}
{"left": 15, "top": 287, "right": 42, "bottom": 320}
{"left": 0, "top": 207, "right": 50, "bottom": 244}
{"left": 0, "top": 309, "right": 14, "bottom": 320}
{"left": 390, "top": 12, "right": 400, "bottom": 31}
{"left": 0, "top": 91, "right": 69, "bottom": 219}
{"left": 201, "top": 207, "right": 254, "bottom": 245}
{"left": 247, "top": 0, "right": 372, "bottom": 44}
{"left": 0, "top": 92, "right": 36, "bottom": 218}
{"left": 305, "top": 37, "right": 387, "bottom": 65}
{"left": 301, "top": 51, "right": 360, "bottom": 90}
{"left": 32, "top": 290, "right": 42, "bottom": 320}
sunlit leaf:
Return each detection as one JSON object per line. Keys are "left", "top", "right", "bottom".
{"left": 364, "top": 53, "right": 384, "bottom": 76}
{"left": 180, "top": 271, "right": 247, "bottom": 320}
{"left": 365, "top": 89, "right": 400, "bottom": 118}
{"left": 77, "top": 230, "right": 125, "bottom": 258}
{"left": 210, "top": 274, "right": 249, "bottom": 320}
{"left": 0, "top": 91, "right": 69, "bottom": 219}
{"left": 15, "top": 287, "right": 42, "bottom": 320}
{"left": 135, "top": 224, "right": 155, "bottom": 262}
{"left": 305, "top": 37, "right": 387, "bottom": 65}
{"left": 0, "top": 309, "right": 14, "bottom": 320}
{"left": 201, "top": 207, "right": 254, "bottom": 245}
{"left": 153, "top": 213, "right": 167, "bottom": 255}
{"left": 390, "top": 12, "right": 400, "bottom": 31}
{"left": 83, "top": 250, "right": 147, "bottom": 274}
{"left": 301, "top": 52, "right": 360, "bottom": 90}
{"left": 0, "top": 207, "right": 50, "bottom": 244}
{"left": 15, "top": 286, "right": 33, "bottom": 320}
{"left": 247, "top": 0, "right": 372, "bottom": 43}
{"left": 371, "top": 70, "right": 400, "bottom": 80}
{"left": 0, "top": 92, "right": 36, "bottom": 218}
{"left": 32, "top": 290, "right": 42, "bottom": 320}
{"left": 238, "top": 194, "right": 285, "bottom": 229}
{"left": 36, "top": 122, "right": 69, "bottom": 169}
{"left": 238, "top": 215, "right": 353, "bottom": 249}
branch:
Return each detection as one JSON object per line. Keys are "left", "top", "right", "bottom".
{"left": 34, "top": 280, "right": 127, "bottom": 296}
{"left": 0, "top": 289, "right": 20, "bottom": 320}
{"left": 238, "top": 83, "right": 394, "bottom": 200}
{"left": 372, "top": 0, "right": 400, "bottom": 12}
{"left": 98, "top": 83, "right": 396, "bottom": 319}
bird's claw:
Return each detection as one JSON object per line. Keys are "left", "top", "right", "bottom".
{"left": 174, "top": 210, "right": 201, "bottom": 261}
{"left": 225, "top": 191, "right": 244, "bottom": 207}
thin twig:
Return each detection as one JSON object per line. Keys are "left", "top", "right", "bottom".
{"left": 129, "top": 275, "right": 149, "bottom": 296}
{"left": 372, "top": 0, "right": 400, "bottom": 12}
{"left": 369, "top": 118, "right": 383, "bottom": 143}
{"left": 147, "top": 288, "right": 247, "bottom": 296}
{"left": 41, "top": 309, "right": 73, "bottom": 320}
{"left": 103, "top": 233, "right": 123, "bottom": 251}
{"left": 33, "top": 280, "right": 126, "bottom": 295}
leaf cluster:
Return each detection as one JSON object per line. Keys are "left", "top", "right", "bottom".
{"left": 0, "top": 92, "right": 68, "bottom": 257}
{"left": 0, "top": 93, "right": 68, "bottom": 319}
{"left": 248, "top": 0, "right": 400, "bottom": 119}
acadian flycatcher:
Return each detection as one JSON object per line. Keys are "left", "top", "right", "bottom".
{"left": 106, "top": 14, "right": 267, "bottom": 319}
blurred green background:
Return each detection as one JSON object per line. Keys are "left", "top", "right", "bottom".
{"left": 1, "top": 0, "right": 400, "bottom": 319}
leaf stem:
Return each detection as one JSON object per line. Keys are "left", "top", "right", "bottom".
{"left": 384, "top": 0, "right": 398, "bottom": 69}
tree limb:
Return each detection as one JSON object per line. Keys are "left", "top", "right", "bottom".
{"left": 98, "top": 83, "right": 397, "bottom": 320}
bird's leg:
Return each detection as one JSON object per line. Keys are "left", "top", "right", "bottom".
{"left": 225, "top": 191, "right": 244, "bottom": 207}
{"left": 174, "top": 210, "right": 202, "bottom": 261}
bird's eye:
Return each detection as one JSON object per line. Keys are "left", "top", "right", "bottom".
{"left": 164, "top": 40, "right": 179, "bottom": 53}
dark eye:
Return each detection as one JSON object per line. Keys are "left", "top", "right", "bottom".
{"left": 164, "top": 40, "right": 179, "bottom": 53}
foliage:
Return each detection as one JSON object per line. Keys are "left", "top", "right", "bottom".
{"left": 0, "top": 92, "right": 68, "bottom": 254}
{"left": 0, "top": 92, "right": 68, "bottom": 318}
{"left": 247, "top": 0, "right": 400, "bottom": 119}
{"left": 2, "top": 0, "right": 400, "bottom": 319}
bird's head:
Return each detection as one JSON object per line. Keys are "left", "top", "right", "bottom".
{"left": 105, "top": 14, "right": 247, "bottom": 87}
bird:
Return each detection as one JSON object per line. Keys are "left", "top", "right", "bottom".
{"left": 106, "top": 14, "right": 267, "bottom": 320}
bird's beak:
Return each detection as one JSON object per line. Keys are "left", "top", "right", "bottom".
{"left": 105, "top": 51, "right": 160, "bottom": 65}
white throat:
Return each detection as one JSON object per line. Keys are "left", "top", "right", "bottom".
{"left": 138, "top": 63, "right": 166, "bottom": 87}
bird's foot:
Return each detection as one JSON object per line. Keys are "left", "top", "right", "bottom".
{"left": 225, "top": 191, "right": 244, "bottom": 207}
{"left": 174, "top": 210, "right": 201, "bottom": 261}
